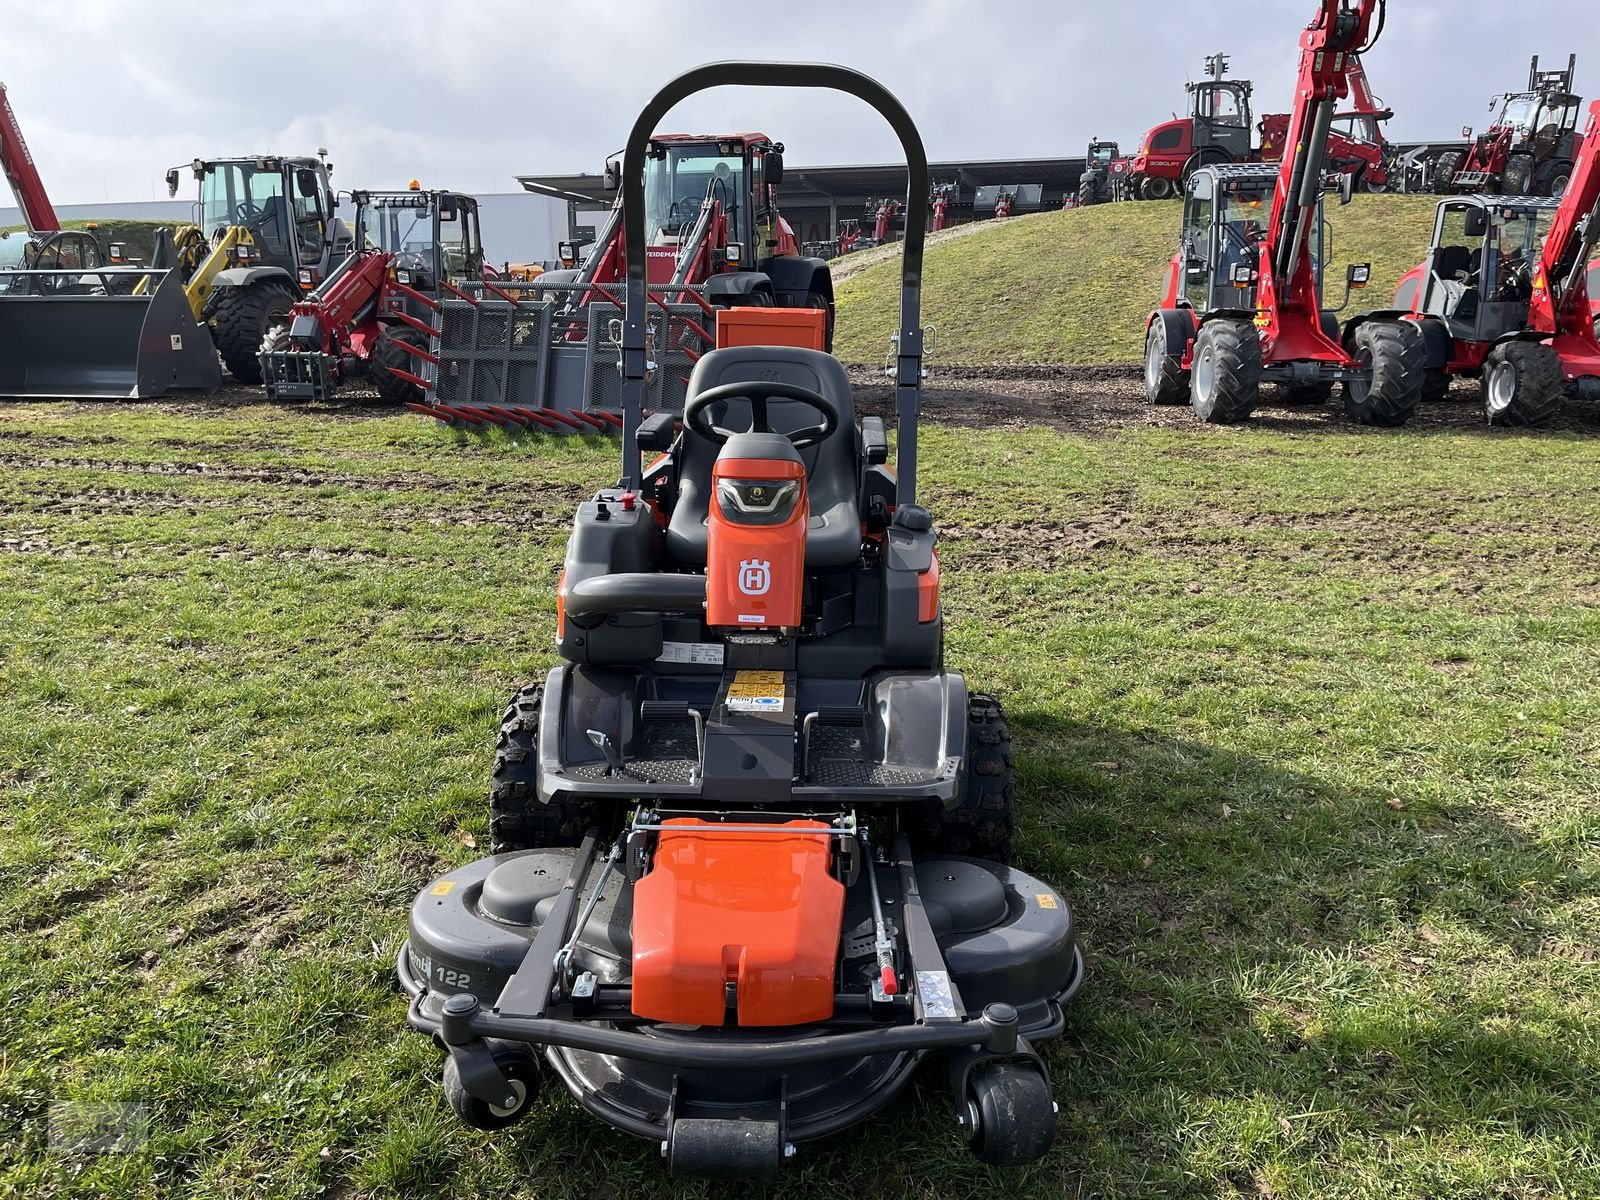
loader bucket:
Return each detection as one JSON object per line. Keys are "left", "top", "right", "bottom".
{"left": 0, "top": 266, "right": 221, "bottom": 399}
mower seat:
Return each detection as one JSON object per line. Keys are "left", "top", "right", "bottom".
{"left": 666, "top": 347, "right": 862, "bottom": 569}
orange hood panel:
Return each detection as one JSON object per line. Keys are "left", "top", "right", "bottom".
{"left": 631, "top": 819, "right": 844, "bottom": 1027}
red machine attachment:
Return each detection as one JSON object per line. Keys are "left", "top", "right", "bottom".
{"left": 631, "top": 819, "right": 845, "bottom": 1026}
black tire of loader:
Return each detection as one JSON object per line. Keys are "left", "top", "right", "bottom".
{"left": 374, "top": 326, "right": 427, "bottom": 406}
{"left": 489, "top": 683, "right": 600, "bottom": 852}
{"left": 909, "top": 693, "right": 1015, "bottom": 864}
{"left": 1341, "top": 321, "right": 1424, "bottom": 427}
{"left": 214, "top": 281, "right": 297, "bottom": 385}
{"left": 804, "top": 290, "right": 836, "bottom": 354}
{"left": 1482, "top": 340, "right": 1563, "bottom": 428}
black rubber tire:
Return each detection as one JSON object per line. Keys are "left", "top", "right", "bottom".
{"left": 1278, "top": 381, "right": 1334, "bottom": 405}
{"left": 1481, "top": 341, "right": 1563, "bottom": 428}
{"left": 1431, "top": 150, "right": 1462, "bottom": 195}
{"left": 1342, "top": 320, "right": 1424, "bottom": 427}
{"left": 908, "top": 692, "right": 1015, "bottom": 865}
{"left": 1538, "top": 160, "right": 1574, "bottom": 200}
{"left": 967, "top": 1062, "right": 1056, "bottom": 1167}
{"left": 1503, "top": 153, "right": 1535, "bottom": 196}
{"left": 1188, "top": 319, "right": 1261, "bottom": 424}
{"left": 442, "top": 1042, "right": 541, "bottom": 1132}
{"left": 213, "top": 281, "right": 297, "bottom": 384}
{"left": 1422, "top": 368, "right": 1452, "bottom": 404}
{"left": 1143, "top": 319, "right": 1190, "bottom": 405}
{"left": 1077, "top": 175, "right": 1100, "bottom": 207}
{"left": 373, "top": 326, "right": 427, "bottom": 406}
{"left": 489, "top": 684, "right": 599, "bottom": 852}
{"left": 1142, "top": 175, "right": 1176, "bottom": 201}
{"left": 803, "top": 290, "right": 835, "bottom": 353}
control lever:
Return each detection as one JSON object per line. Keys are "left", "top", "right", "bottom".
{"left": 586, "top": 729, "right": 628, "bottom": 777}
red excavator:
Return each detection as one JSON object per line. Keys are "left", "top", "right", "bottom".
{"left": 1395, "top": 98, "right": 1600, "bottom": 424}
{"left": 414, "top": 131, "right": 834, "bottom": 430}
{"left": 1144, "top": 0, "right": 1423, "bottom": 426}
{"left": 259, "top": 184, "right": 487, "bottom": 405}
{"left": 1127, "top": 49, "right": 1395, "bottom": 200}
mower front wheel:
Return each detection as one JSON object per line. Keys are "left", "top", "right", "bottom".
{"left": 1144, "top": 320, "right": 1189, "bottom": 405}
{"left": 965, "top": 1061, "right": 1056, "bottom": 1167}
{"left": 442, "top": 1041, "right": 541, "bottom": 1132}
{"left": 1188, "top": 319, "right": 1260, "bottom": 424}
{"left": 489, "top": 683, "right": 599, "bottom": 852}
{"left": 910, "top": 692, "right": 1014, "bottom": 864}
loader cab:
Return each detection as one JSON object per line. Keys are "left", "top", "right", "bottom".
{"left": 641, "top": 135, "right": 791, "bottom": 277}
{"left": 1087, "top": 140, "right": 1118, "bottom": 168}
{"left": 191, "top": 156, "right": 335, "bottom": 274}
{"left": 1177, "top": 165, "right": 1324, "bottom": 315}
{"left": 1188, "top": 77, "right": 1253, "bottom": 160}
{"left": 357, "top": 189, "right": 484, "bottom": 294}
{"left": 1412, "top": 196, "right": 1558, "bottom": 340}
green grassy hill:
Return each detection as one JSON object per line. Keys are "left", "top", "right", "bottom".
{"left": 0, "top": 219, "right": 171, "bottom": 264}
{"left": 833, "top": 195, "right": 1441, "bottom": 365}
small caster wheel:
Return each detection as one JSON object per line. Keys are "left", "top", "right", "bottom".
{"left": 965, "top": 1061, "right": 1056, "bottom": 1166}
{"left": 442, "top": 1041, "right": 541, "bottom": 1131}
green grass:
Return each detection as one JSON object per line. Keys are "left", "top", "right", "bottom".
{"left": 0, "top": 220, "right": 171, "bottom": 263}
{"left": 834, "top": 195, "right": 1440, "bottom": 364}
{"left": 2, "top": 401, "right": 1599, "bottom": 1198}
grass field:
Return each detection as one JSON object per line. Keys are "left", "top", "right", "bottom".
{"left": 833, "top": 195, "right": 1440, "bottom": 365}
{"left": 3, "top": 394, "right": 1598, "bottom": 1199}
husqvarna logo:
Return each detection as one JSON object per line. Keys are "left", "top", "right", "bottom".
{"left": 738, "top": 559, "right": 771, "bottom": 596}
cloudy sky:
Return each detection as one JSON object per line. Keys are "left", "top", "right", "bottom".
{"left": 8, "top": 0, "right": 1596, "bottom": 205}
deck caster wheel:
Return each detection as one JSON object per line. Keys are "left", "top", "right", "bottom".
{"left": 442, "top": 1041, "right": 541, "bottom": 1131}
{"left": 964, "top": 1062, "right": 1056, "bottom": 1167}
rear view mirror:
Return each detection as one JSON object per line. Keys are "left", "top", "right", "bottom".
{"left": 165, "top": 168, "right": 180, "bottom": 198}
{"left": 1339, "top": 171, "right": 1355, "bottom": 206}
{"left": 296, "top": 168, "right": 319, "bottom": 198}
{"left": 765, "top": 150, "right": 784, "bottom": 185}
{"left": 1463, "top": 208, "right": 1489, "bottom": 238}
{"left": 604, "top": 160, "right": 621, "bottom": 191}
{"left": 439, "top": 197, "right": 458, "bottom": 222}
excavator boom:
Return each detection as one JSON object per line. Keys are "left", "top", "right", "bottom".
{"left": 0, "top": 83, "right": 60, "bottom": 236}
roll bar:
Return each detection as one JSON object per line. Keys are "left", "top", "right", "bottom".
{"left": 618, "top": 62, "right": 930, "bottom": 502}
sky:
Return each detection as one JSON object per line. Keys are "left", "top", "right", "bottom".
{"left": 5, "top": 0, "right": 1596, "bottom": 206}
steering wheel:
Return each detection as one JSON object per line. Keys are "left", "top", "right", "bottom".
{"left": 232, "top": 201, "right": 267, "bottom": 225}
{"left": 668, "top": 197, "right": 700, "bottom": 227}
{"left": 684, "top": 381, "right": 839, "bottom": 449}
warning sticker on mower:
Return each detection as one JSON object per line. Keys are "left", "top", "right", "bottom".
{"left": 1036, "top": 892, "right": 1058, "bottom": 910}
{"left": 725, "top": 670, "right": 785, "bottom": 713}
{"left": 656, "top": 641, "right": 725, "bottom": 666}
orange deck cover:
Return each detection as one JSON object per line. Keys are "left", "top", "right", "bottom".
{"left": 631, "top": 818, "right": 843, "bottom": 1026}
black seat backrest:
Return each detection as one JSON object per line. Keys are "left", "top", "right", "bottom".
{"left": 666, "top": 346, "right": 862, "bottom": 569}
{"left": 1436, "top": 244, "right": 1472, "bottom": 280}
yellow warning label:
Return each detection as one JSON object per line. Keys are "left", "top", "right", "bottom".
{"left": 1035, "top": 893, "right": 1058, "bottom": 910}
{"left": 431, "top": 881, "right": 456, "bottom": 896}
{"left": 727, "top": 670, "right": 785, "bottom": 698}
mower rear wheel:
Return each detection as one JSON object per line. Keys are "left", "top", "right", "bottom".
{"left": 1144, "top": 320, "right": 1189, "bottom": 405}
{"left": 489, "top": 683, "right": 598, "bottom": 852}
{"left": 442, "top": 1041, "right": 541, "bottom": 1132}
{"left": 1482, "top": 341, "right": 1563, "bottom": 427}
{"left": 910, "top": 692, "right": 1014, "bottom": 864}
{"left": 213, "top": 281, "right": 297, "bottom": 385}
{"left": 1342, "top": 321, "right": 1424, "bottom": 427}
{"left": 374, "top": 327, "right": 427, "bottom": 406}
{"left": 965, "top": 1062, "right": 1056, "bottom": 1167}
{"left": 1188, "top": 319, "right": 1260, "bottom": 424}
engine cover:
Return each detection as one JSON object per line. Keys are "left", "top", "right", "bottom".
{"left": 631, "top": 819, "right": 843, "bottom": 1026}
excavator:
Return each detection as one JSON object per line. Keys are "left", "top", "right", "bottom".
{"left": 259, "top": 183, "right": 487, "bottom": 405}
{"left": 415, "top": 131, "right": 834, "bottom": 430}
{"left": 1144, "top": 0, "right": 1424, "bottom": 426}
{"left": 158, "top": 151, "right": 349, "bottom": 384}
{"left": 0, "top": 83, "right": 218, "bottom": 398}
{"left": 1395, "top": 97, "right": 1600, "bottom": 425}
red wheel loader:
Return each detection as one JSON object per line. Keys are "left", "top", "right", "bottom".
{"left": 1394, "top": 98, "right": 1600, "bottom": 425}
{"left": 1433, "top": 56, "right": 1581, "bottom": 199}
{"left": 416, "top": 132, "right": 833, "bottom": 432}
{"left": 258, "top": 185, "right": 488, "bottom": 405}
{"left": 0, "top": 84, "right": 218, "bottom": 399}
{"left": 395, "top": 60, "right": 1080, "bottom": 1177}
{"left": 1144, "top": 0, "right": 1424, "bottom": 426}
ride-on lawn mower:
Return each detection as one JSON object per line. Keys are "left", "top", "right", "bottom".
{"left": 397, "top": 62, "right": 1082, "bottom": 1177}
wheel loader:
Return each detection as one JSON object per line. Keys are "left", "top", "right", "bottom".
{"left": 159, "top": 151, "right": 350, "bottom": 384}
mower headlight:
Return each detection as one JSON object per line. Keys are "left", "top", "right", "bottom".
{"left": 717, "top": 479, "right": 800, "bottom": 524}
